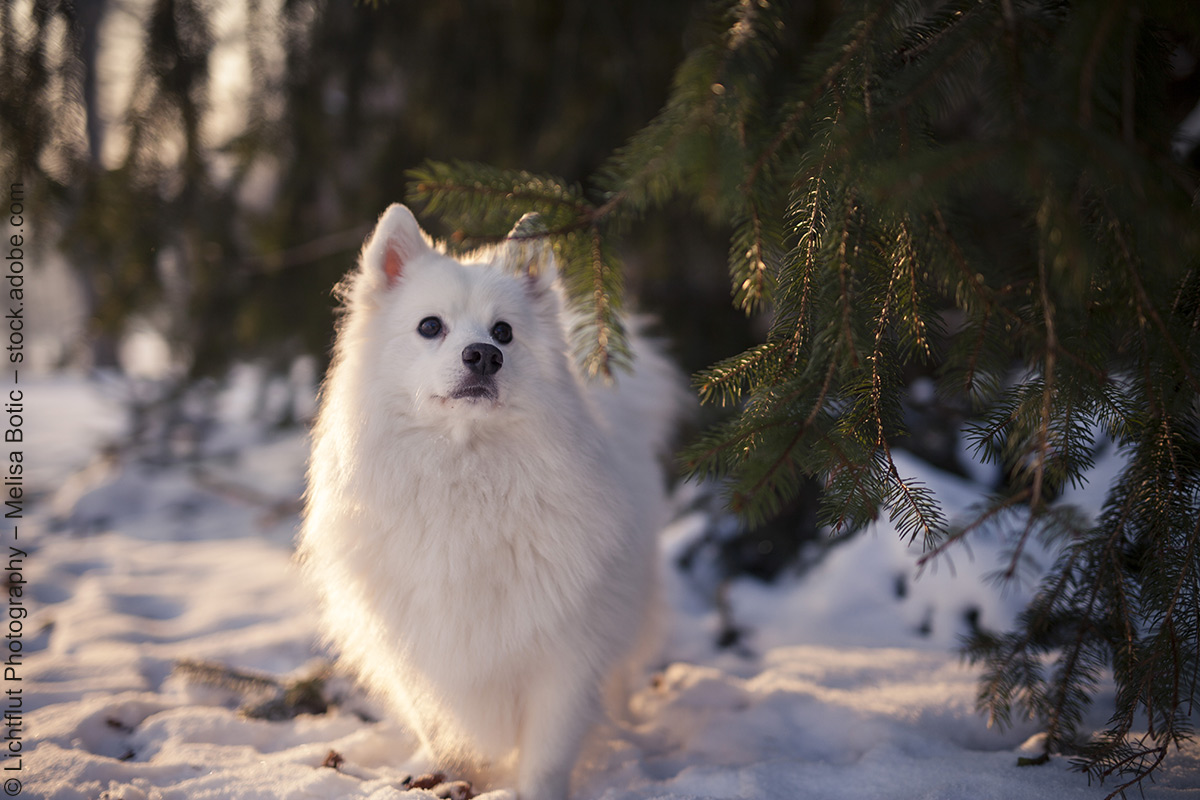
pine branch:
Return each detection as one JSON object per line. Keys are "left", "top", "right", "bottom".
{"left": 1032, "top": 229, "right": 1058, "bottom": 512}
{"left": 407, "top": 160, "right": 593, "bottom": 242}
{"left": 695, "top": 340, "right": 788, "bottom": 407}
{"left": 916, "top": 489, "right": 1033, "bottom": 571}
{"left": 1103, "top": 196, "right": 1200, "bottom": 396}
{"left": 742, "top": 0, "right": 895, "bottom": 193}
{"left": 402, "top": 2, "right": 1200, "bottom": 791}
{"left": 574, "top": 225, "right": 629, "bottom": 379}
{"left": 729, "top": 198, "right": 782, "bottom": 313}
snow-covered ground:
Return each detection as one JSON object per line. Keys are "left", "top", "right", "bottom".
{"left": 20, "top": 372, "right": 1200, "bottom": 799}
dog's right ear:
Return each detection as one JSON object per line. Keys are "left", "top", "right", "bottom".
{"left": 360, "top": 204, "right": 430, "bottom": 288}
{"left": 505, "top": 213, "right": 557, "bottom": 298}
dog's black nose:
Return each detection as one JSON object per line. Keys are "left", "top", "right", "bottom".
{"left": 462, "top": 343, "right": 503, "bottom": 376}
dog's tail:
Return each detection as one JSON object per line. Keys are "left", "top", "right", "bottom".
{"left": 592, "top": 318, "right": 692, "bottom": 464}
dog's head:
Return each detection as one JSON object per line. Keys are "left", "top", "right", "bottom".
{"left": 342, "top": 204, "right": 569, "bottom": 426}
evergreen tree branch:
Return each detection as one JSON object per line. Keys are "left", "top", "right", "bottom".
{"left": 580, "top": 224, "right": 625, "bottom": 378}
{"left": 1033, "top": 233, "right": 1057, "bottom": 512}
{"left": 1103, "top": 197, "right": 1200, "bottom": 395}
{"left": 730, "top": 198, "right": 779, "bottom": 313}
{"left": 408, "top": 160, "right": 593, "bottom": 239}
{"left": 1098, "top": 744, "right": 1169, "bottom": 800}
{"left": 733, "top": 423, "right": 808, "bottom": 518}
{"left": 820, "top": 437, "right": 881, "bottom": 534}
{"left": 695, "top": 340, "right": 788, "bottom": 407}
{"left": 836, "top": 197, "right": 859, "bottom": 367}
{"left": 399, "top": 2, "right": 1200, "bottom": 790}
{"left": 743, "top": 0, "right": 894, "bottom": 193}
{"left": 915, "top": 489, "right": 1033, "bottom": 571}
{"left": 1040, "top": 558, "right": 1106, "bottom": 756}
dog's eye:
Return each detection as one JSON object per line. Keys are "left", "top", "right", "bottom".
{"left": 491, "top": 321, "right": 513, "bottom": 344}
{"left": 418, "top": 317, "right": 443, "bottom": 339}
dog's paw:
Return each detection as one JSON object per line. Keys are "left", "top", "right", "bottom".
{"left": 405, "top": 772, "right": 444, "bottom": 789}
{"left": 431, "top": 780, "right": 475, "bottom": 800}
{"left": 404, "top": 772, "right": 478, "bottom": 799}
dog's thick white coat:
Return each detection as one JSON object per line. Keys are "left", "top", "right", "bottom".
{"left": 299, "top": 205, "right": 682, "bottom": 800}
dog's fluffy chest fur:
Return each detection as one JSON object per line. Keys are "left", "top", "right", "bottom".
{"left": 344, "top": 426, "right": 624, "bottom": 664}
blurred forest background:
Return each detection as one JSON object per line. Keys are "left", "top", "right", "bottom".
{"left": 1, "top": 0, "right": 756, "bottom": 383}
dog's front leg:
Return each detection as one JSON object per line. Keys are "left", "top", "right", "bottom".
{"left": 516, "top": 656, "right": 601, "bottom": 800}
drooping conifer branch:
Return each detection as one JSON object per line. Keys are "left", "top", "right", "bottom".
{"left": 407, "top": 2, "right": 1200, "bottom": 791}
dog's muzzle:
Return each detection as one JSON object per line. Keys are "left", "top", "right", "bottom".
{"left": 451, "top": 343, "right": 502, "bottom": 401}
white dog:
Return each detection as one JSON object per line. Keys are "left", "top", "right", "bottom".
{"left": 298, "top": 204, "right": 683, "bottom": 800}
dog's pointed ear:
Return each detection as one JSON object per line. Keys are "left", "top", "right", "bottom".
{"left": 361, "top": 204, "right": 430, "bottom": 287}
{"left": 506, "top": 213, "right": 557, "bottom": 296}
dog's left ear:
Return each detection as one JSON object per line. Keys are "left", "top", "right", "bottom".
{"left": 361, "top": 204, "right": 430, "bottom": 288}
{"left": 505, "top": 213, "right": 557, "bottom": 297}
